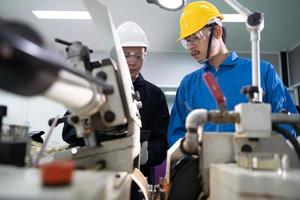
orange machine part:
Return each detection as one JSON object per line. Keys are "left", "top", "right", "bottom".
{"left": 40, "top": 160, "right": 74, "bottom": 186}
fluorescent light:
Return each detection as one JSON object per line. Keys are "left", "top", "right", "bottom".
{"left": 157, "top": 0, "right": 186, "bottom": 10}
{"left": 32, "top": 10, "right": 91, "bottom": 20}
{"left": 164, "top": 91, "right": 177, "bottom": 96}
{"left": 147, "top": 0, "right": 186, "bottom": 11}
{"left": 223, "top": 14, "right": 245, "bottom": 22}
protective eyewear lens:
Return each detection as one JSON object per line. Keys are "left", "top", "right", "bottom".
{"left": 181, "top": 29, "right": 210, "bottom": 49}
{"left": 124, "top": 52, "right": 145, "bottom": 61}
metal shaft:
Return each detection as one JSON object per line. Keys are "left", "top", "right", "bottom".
{"left": 272, "top": 113, "right": 300, "bottom": 124}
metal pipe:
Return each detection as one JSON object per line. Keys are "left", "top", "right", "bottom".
{"left": 272, "top": 114, "right": 300, "bottom": 124}
{"left": 185, "top": 109, "right": 208, "bottom": 130}
{"left": 182, "top": 109, "right": 208, "bottom": 154}
{"left": 251, "top": 31, "right": 262, "bottom": 102}
{"left": 182, "top": 108, "right": 239, "bottom": 155}
{"left": 208, "top": 110, "right": 240, "bottom": 123}
{"left": 224, "top": 0, "right": 251, "bottom": 18}
{"left": 224, "top": 0, "right": 264, "bottom": 102}
{"left": 44, "top": 71, "right": 106, "bottom": 116}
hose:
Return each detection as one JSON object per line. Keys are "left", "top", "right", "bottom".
{"left": 272, "top": 124, "right": 300, "bottom": 163}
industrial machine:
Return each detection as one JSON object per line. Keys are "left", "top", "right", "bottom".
{"left": 164, "top": 0, "right": 300, "bottom": 199}
{"left": 1, "top": 0, "right": 300, "bottom": 199}
{"left": 0, "top": 0, "right": 151, "bottom": 199}
{"left": 165, "top": 72, "right": 300, "bottom": 200}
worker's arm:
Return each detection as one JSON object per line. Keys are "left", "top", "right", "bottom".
{"left": 263, "top": 62, "right": 297, "bottom": 114}
{"left": 167, "top": 82, "right": 189, "bottom": 147}
{"left": 263, "top": 62, "right": 298, "bottom": 137}
{"left": 62, "top": 111, "right": 85, "bottom": 147}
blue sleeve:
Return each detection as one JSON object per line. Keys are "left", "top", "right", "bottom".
{"left": 264, "top": 63, "right": 297, "bottom": 114}
{"left": 263, "top": 63, "right": 298, "bottom": 137}
{"left": 167, "top": 80, "right": 189, "bottom": 147}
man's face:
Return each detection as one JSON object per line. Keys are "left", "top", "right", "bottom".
{"left": 122, "top": 47, "right": 146, "bottom": 80}
{"left": 182, "top": 27, "right": 211, "bottom": 63}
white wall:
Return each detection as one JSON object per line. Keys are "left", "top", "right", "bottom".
{"left": 141, "top": 52, "right": 200, "bottom": 87}
{"left": 0, "top": 91, "right": 66, "bottom": 146}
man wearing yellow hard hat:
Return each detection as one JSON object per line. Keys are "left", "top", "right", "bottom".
{"left": 167, "top": 1, "right": 297, "bottom": 146}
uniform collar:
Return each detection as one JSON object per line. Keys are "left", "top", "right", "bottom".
{"left": 133, "top": 73, "right": 145, "bottom": 86}
{"left": 222, "top": 51, "right": 238, "bottom": 66}
{"left": 204, "top": 51, "right": 238, "bottom": 69}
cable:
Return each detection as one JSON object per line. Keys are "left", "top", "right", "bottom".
{"left": 272, "top": 124, "right": 300, "bottom": 163}
{"left": 33, "top": 115, "right": 60, "bottom": 167}
{"left": 206, "top": 23, "right": 215, "bottom": 59}
{"left": 291, "top": 123, "right": 300, "bottom": 137}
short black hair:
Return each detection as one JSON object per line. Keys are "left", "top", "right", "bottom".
{"left": 222, "top": 26, "right": 227, "bottom": 44}
{"left": 206, "top": 23, "right": 227, "bottom": 43}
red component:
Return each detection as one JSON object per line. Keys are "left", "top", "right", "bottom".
{"left": 40, "top": 160, "right": 74, "bottom": 186}
{"left": 202, "top": 72, "right": 226, "bottom": 106}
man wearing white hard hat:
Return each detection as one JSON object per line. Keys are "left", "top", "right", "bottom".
{"left": 117, "top": 21, "right": 169, "bottom": 185}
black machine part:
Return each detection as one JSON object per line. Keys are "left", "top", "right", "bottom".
{"left": 48, "top": 116, "right": 68, "bottom": 127}
{"left": 29, "top": 131, "right": 45, "bottom": 143}
{"left": 0, "top": 141, "right": 27, "bottom": 167}
{"left": 0, "top": 20, "right": 58, "bottom": 96}
{"left": 0, "top": 19, "right": 113, "bottom": 96}
{"left": 0, "top": 105, "right": 7, "bottom": 132}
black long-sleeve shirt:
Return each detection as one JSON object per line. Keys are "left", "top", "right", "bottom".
{"left": 62, "top": 73, "right": 169, "bottom": 184}
{"left": 133, "top": 74, "right": 169, "bottom": 184}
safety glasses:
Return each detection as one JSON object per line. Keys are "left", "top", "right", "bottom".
{"left": 123, "top": 52, "right": 146, "bottom": 61}
{"left": 181, "top": 28, "right": 211, "bottom": 49}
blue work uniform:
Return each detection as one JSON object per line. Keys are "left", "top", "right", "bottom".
{"left": 168, "top": 51, "right": 297, "bottom": 146}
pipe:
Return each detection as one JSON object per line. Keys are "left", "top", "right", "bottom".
{"left": 181, "top": 109, "right": 208, "bottom": 154}
{"left": 272, "top": 113, "right": 300, "bottom": 124}
{"left": 251, "top": 31, "right": 262, "bottom": 102}
{"left": 224, "top": 0, "right": 251, "bottom": 18}
{"left": 182, "top": 109, "right": 240, "bottom": 154}
{"left": 224, "top": 0, "right": 264, "bottom": 102}
{"left": 44, "top": 70, "right": 106, "bottom": 116}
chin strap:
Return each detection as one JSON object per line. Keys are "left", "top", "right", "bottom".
{"left": 206, "top": 23, "right": 215, "bottom": 59}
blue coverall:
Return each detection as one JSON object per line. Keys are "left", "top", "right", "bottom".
{"left": 168, "top": 51, "right": 297, "bottom": 146}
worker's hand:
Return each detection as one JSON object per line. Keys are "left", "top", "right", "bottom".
{"left": 140, "top": 141, "right": 148, "bottom": 165}
{"left": 137, "top": 100, "right": 143, "bottom": 109}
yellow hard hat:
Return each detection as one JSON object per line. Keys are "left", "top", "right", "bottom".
{"left": 178, "top": 1, "right": 224, "bottom": 41}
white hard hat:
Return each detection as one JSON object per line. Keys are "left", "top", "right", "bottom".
{"left": 116, "top": 21, "right": 149, "bottom": 50}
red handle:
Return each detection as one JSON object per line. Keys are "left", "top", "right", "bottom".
{"left": 202, "top": 72, "right": 226, "bottom": 107}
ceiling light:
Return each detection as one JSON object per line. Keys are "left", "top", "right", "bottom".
{"left": 32, "top": 10, "right": 91, "bottom": 20}
{"left": 146, "top": 0, "right": 186, "bottom": 11}
{"left": 223, "top": 14, "right": 245, "bottom": 22}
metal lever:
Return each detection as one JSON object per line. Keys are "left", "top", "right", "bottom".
{"left": 202, "top": 72, "right": 227, "bottom": 111}
{"left": 0, "top": 105, "right": 7, "bottom": 133}
{"left": 54, "top": 38, "right": 93, "bottom": 53}
{"left": 48, "top": 116, "right": 68, "bottom": 127}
